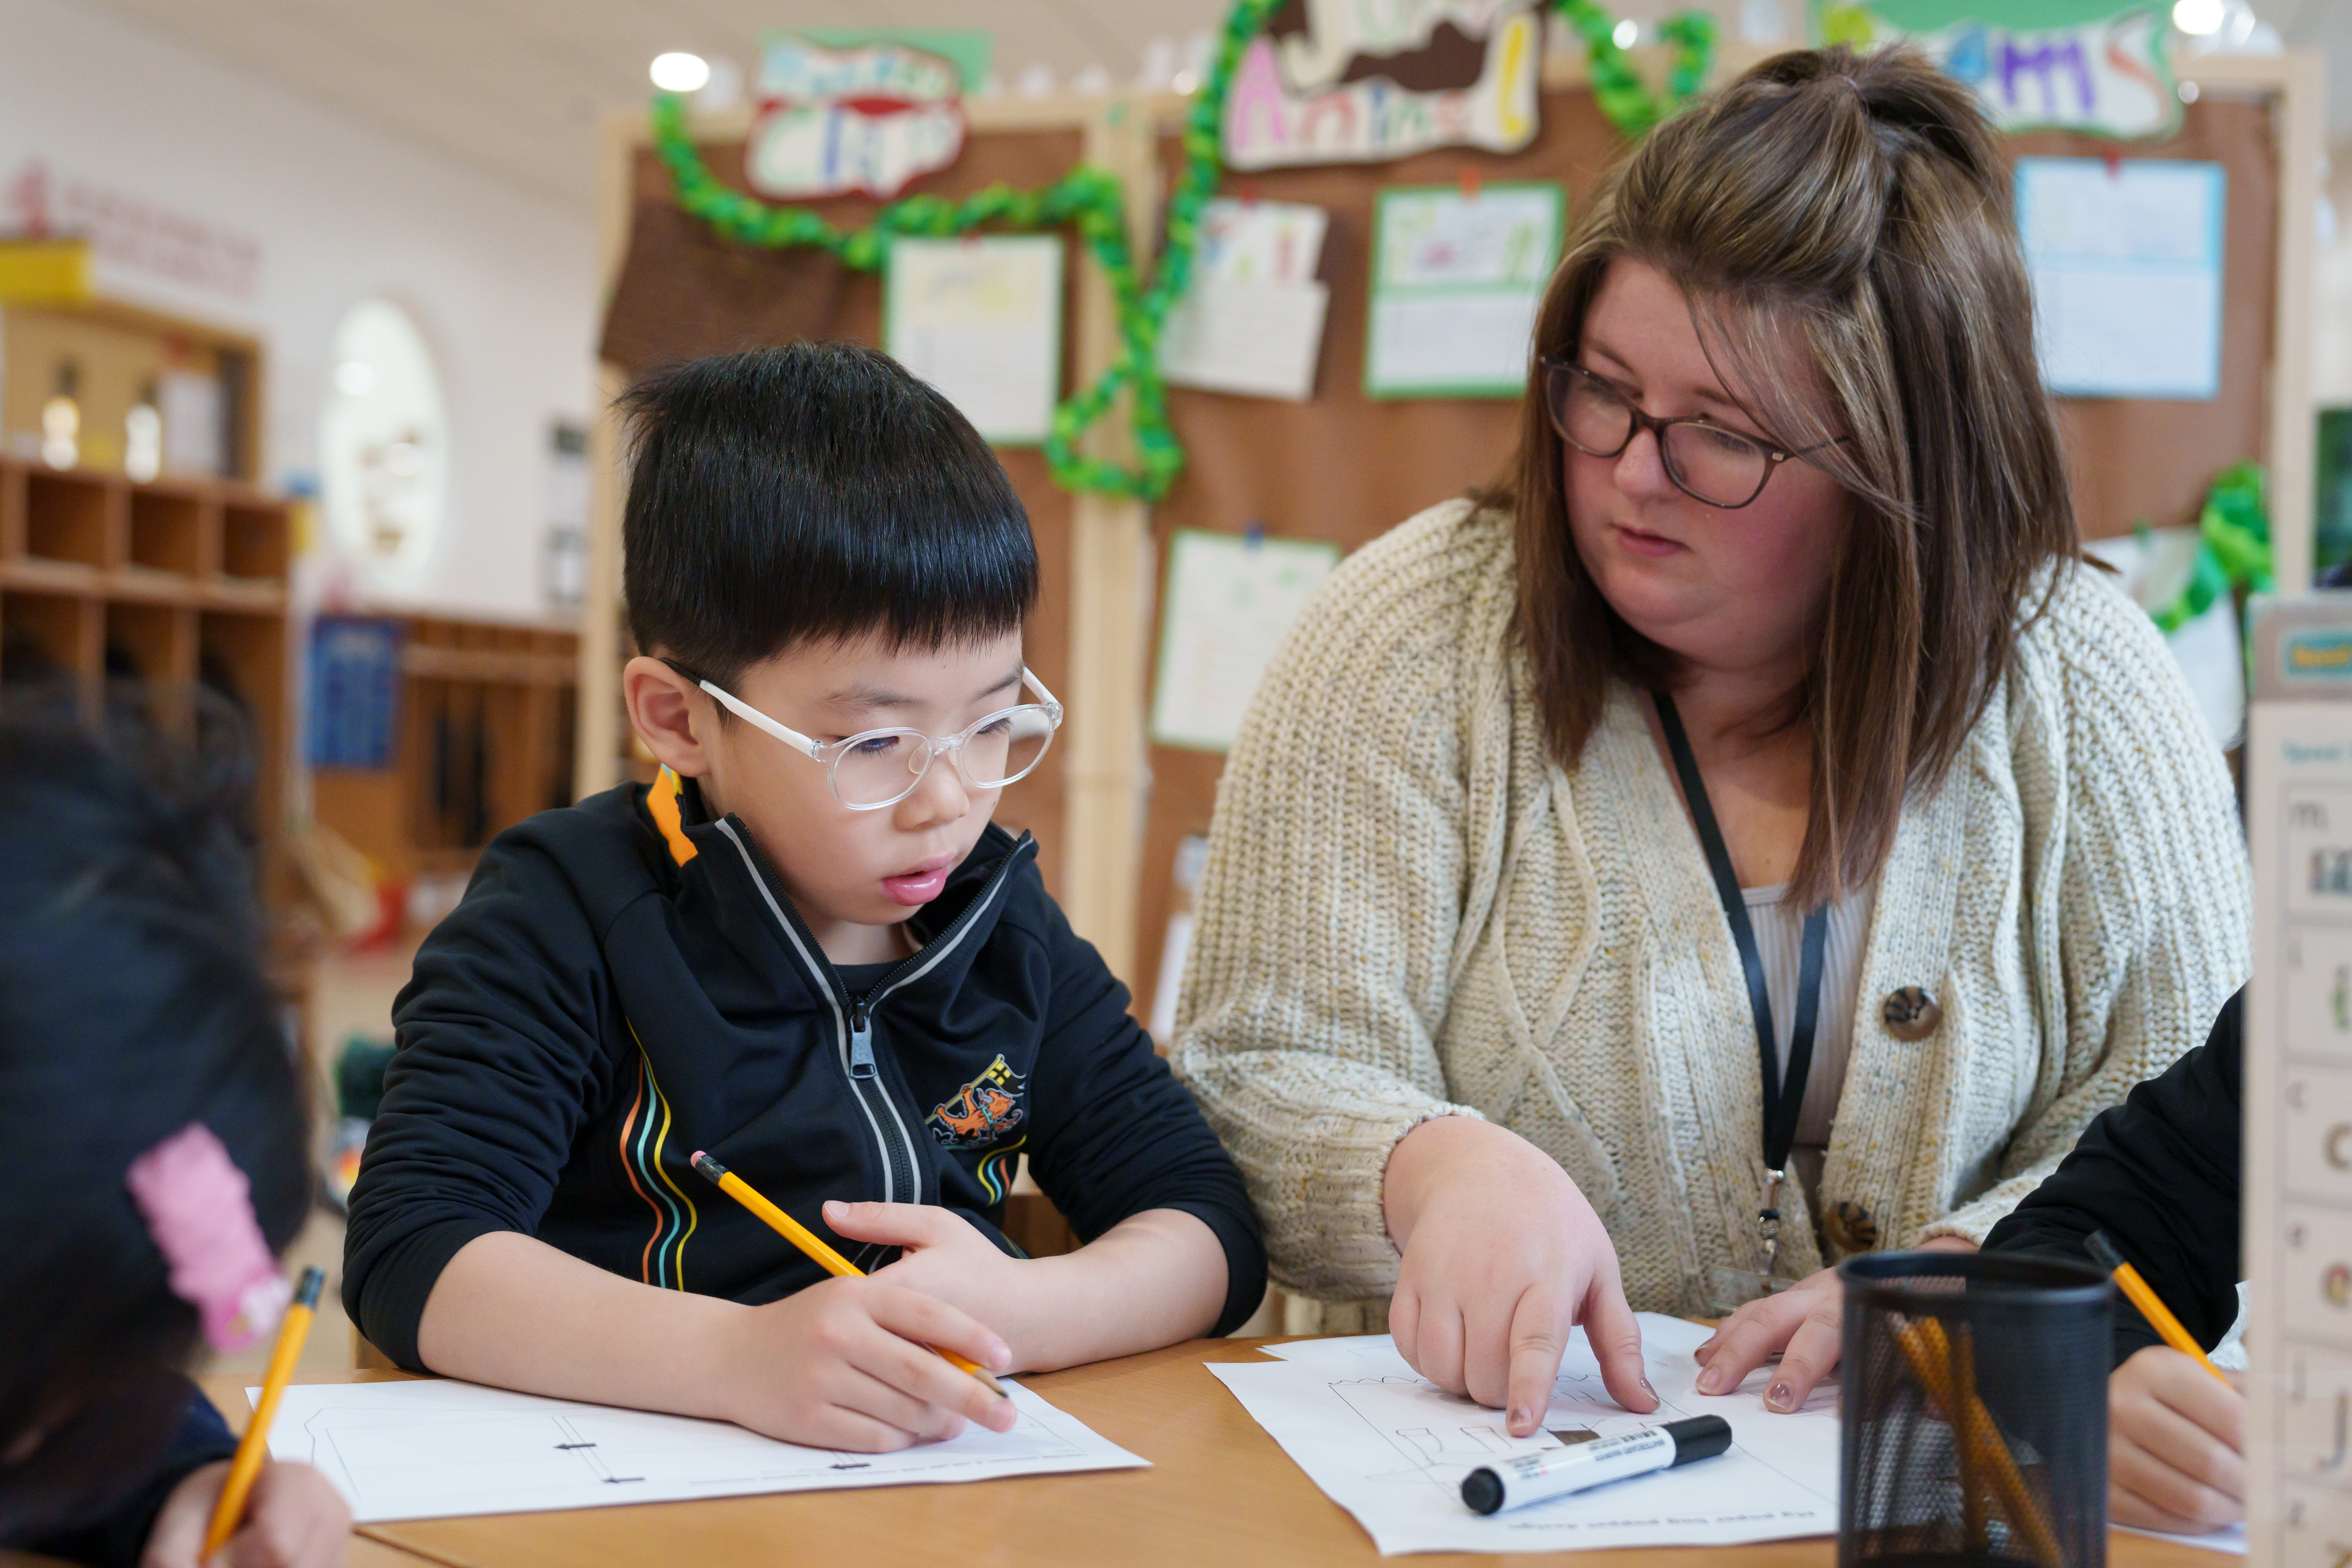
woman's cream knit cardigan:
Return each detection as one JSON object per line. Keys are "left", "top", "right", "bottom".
{"left": 1170, "top": 500, "right": 2251, "bottom": 1315}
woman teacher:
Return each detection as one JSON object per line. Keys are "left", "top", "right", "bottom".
{"left": 1171, "top": 44, "right": 2249, "bottom": 1433}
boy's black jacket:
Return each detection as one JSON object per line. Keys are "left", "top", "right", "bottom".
{"left": 344, "top": 777, "right": 1264, "bottom": 1369}
{"left": 1984, "top": 991, "right": 2242, "bottom": 1367}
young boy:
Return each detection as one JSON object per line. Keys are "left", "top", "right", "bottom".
{"left": 344, "top": 343, "right": 1265, "bottom": 1452}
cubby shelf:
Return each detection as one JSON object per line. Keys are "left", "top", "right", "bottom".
{"left": 311, "top": 612, "right": 580, "bottom": 893}
{"left": 0, "top": 458, "right": 293, "bottom": 883}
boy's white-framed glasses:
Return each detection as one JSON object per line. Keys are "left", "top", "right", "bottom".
{"left": 667, "top": 660, "right": 1064, "bottom": 811}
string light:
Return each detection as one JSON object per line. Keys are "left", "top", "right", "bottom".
{"left": 650, "top": 52, "right": 711, "bottom": 92}
{"left": 2171, "top": 0, "right": 2224, "bottom": 34}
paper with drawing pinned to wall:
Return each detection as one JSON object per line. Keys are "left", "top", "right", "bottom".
{"left": 1159, "top": 199, "right": 1332, "bottom": 402}
{"left": 885, "top": 233, "right": 1063, "bottom": 444}
{"left": 1149, "top": 527, "right": 1342, "bottom": 752}
{"left": 253, "top": 1375, "right": 1144, "bottom": 1523}
{"left": 2015, "top": 156, "right": 2225, "bottom": 401}
{"left": 1216, "top": 1313, "right": 1838, "bottom": 1554}
{"left": 1364, "top": 182, "right": 1561, "bottom": 399}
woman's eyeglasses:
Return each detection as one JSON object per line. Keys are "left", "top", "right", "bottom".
{"left": 1541, "top": 358, "right": 1842, "bottom": 510}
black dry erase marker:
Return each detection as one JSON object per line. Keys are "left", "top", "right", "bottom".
{"left": 1460, "top": 1415, "right": 1732, "bottom": 1515}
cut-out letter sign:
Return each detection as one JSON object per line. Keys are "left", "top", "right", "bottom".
{"left": 1223, "top": 0, "right": 1542, "bottom": 171}
{"left": 748, "top": 36, "right": 965, "bottom": 200}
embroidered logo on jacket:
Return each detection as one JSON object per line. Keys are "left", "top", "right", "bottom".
{"left": 927, "top": 1055, "right": 1026, "bottom": 1148}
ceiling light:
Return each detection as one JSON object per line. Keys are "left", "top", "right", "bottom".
{"left": 650, "top": 52, "right": 711, "bottom": 93}
{"left": 1613, "top": 19, "right": 1640, "bottom": 48}
{"left": 2171, "top": 0, "right": 2224, "bottom": 36}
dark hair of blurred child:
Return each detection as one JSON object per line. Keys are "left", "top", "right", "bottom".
{"left": 0, "top": 704, "right": 351, "bottom": 1567}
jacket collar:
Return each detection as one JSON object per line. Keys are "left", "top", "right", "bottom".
{"left": 645, "top": 766, "right": 1034, "bottom": 1000}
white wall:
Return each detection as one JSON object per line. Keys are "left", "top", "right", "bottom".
{"left": 0, "top": 0, "right": 596, "bottom": 621}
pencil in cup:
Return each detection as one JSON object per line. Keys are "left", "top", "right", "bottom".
{"left": 204, "top": 1266, "right": 325, "bottom": 1557}
{"left": 1888, "top": 1315, "right": 2065, "bottom": 1568}
{"left": 2086, "top": 1230, "right": 2232, "bottom": 1387}
{"left": 687, "top": 1152, "right": 1008, "bottom": 1398}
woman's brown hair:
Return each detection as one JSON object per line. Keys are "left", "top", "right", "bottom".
{"left": 1498, "top": 44, "right": 2078, "bottom": 907}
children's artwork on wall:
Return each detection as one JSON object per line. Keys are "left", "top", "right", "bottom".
{"left": 1824, "top": 4, "right": 2178, "bottom": 140}
{"left": 1159, "top": 198, "right": 1332, "bottom": 401}
{"left": 1150, "top": 528, "right": 1342, "bottom": 751}
{"left": 747, "top": 35, "right": 966, "bottom": 201}
{"left": 2016, "top": 157, "right": 2224, "bottom": 401}
{"left": 1222, "top": 0, "right": 1543, "bottom": 172}
{"left": 1364, "top": 182, "right": 1562, "bottom": 398}
{"left": 885, "top": 234, "right": 1064, "bottom": 445}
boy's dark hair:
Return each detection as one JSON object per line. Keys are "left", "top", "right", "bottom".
{"left": 0, "top": 700, "right": 309, "bottom": 1542}
{"left": 620, "top": 343, "right": 1039, "bottom": 689}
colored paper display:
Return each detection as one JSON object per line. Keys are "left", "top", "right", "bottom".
{"left": 1159, "top": 199, "right": 1332, "bottom": 401}
{"left": 747, "top": 35, "right": 966, "bottom": 200}
{"left": 1835, "top": 7, "right": 2179, "bottom": 140}
{"left": 1150, "top": 528, "right": 1341, "bottom": 753}
{"left": 2016, "top": 157, "right": 2224, "bottom": 401}
{"left": 1221, "top": 0, "right": 1542, "bottom": 171}
{"left": 1364, "top": 183, "right": 1562, "bottom": 399}
{"left": 885, "top": 234, "right": 1064, "bottom": 445}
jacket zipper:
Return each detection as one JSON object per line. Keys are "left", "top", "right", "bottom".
{"left": 711, "top": 819, "right": 1035, "bottom": 1214}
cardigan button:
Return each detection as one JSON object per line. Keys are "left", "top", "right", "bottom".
{"left": 1823, "top": 1201, "right": 1878, "bottom": 1254}
{"left": 1882, "top": 986, "right": 1941, "bottom": 1041}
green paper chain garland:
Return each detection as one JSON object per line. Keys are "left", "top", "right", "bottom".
{"left": 2146, "top": 461, "right": 2273, "bottom": 635}
{"left": 651, "top": 0, "right": 1717, "bottom": 501}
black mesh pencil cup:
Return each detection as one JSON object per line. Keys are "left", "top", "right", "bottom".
{"left": 1838, "top": 1252, "right": 2111, "bottom": 1568}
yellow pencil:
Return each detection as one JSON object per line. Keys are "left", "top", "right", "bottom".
{"left": 689, "top": 1152, "right": 1008, "bottom": 1398}
{"left": 2088, "top": 1231, "right": 2231, "bottom": 1387}
{"left": 204, "top": 1266, "right": 323, "bottom": 1557}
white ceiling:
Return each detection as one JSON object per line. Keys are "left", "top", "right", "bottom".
{"left": 77, "top": 0, "right": 2352, "bottom": 213}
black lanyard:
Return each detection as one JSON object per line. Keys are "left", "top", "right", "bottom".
{"left": 1653, "top": 692, "right": 1827, "bottom": 1179}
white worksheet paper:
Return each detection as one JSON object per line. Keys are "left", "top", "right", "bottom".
{"left": 2015, "top": 157, "right": 2225, "bottom": 400}
{"left": 1218, "top": 1314, "right": 1838, "bottom": 1554}
{"left": 252, "top": 1377, "right": 1144, "bottom": 1523}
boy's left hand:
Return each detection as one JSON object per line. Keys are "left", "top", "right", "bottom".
{"left": 836, "top": 1201, "right": 1036, "bottom": 1369}
{"left": 142, "top": 1457, "right": 351, "bottom": 1568}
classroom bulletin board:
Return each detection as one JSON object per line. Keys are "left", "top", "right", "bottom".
{"left": 580, "top": 49, "right": 2317, "bottom": 1023}
{"left": 596, "top": 128, "right": 1087, "bottom": 900}
{"left": 1126, "top": 77, "right": 2305, "bottom": 1029}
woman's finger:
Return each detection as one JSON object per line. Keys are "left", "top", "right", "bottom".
{"left": 1390, "top": 1281, "right": 1424, "bottom": 1370}
{"left": 1493, "top": 1285, "right": 1570, "bottom": 1433}
{"left": 1408, "top": 1294, "right": 1469, "bottom": 1397}
{"left": 1694, "top": 1291, "right": 1807, "bottom": 1395}
{"left": 1463, "top": 1284, "right": 1531, "bottom": 1413}
{"left": 1761, "top": 1293, "right": 1841, "bottom": 1413}
{"left": 1575, "top": 1265, "right": 1657, "bottom": 1415}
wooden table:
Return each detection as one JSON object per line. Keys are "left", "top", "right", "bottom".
{"left": 205, "top": 1340, "right": 2236, "bottom": 1568}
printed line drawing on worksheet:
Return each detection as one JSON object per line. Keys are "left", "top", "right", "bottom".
{"left": 256, "top": 1377, "right": 1145, "bottom": 1523}
{"left": 1332, "top": 1364, "right": 1835, "bottom": 1504}
{"left": 1218, "top": 1314, "right": 1840, "bottom": 1554}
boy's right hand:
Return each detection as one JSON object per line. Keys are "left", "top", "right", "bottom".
{"left": 713, "top": 1274, "right": 1016, "bottom": 1450}
{"left": 2109, "top": 1344, "right": 2245, "bottom": 1534}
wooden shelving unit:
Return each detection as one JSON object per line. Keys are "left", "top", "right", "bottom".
{"left": 0, "top": 458, "right": 292, "bottom": 840}
{"left": 312, "top": 613, "right": 579, "bottom": 887}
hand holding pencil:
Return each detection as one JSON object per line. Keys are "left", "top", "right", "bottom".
{"left": 691, "top": 1152, "right": 1018, "bottom": 1449}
